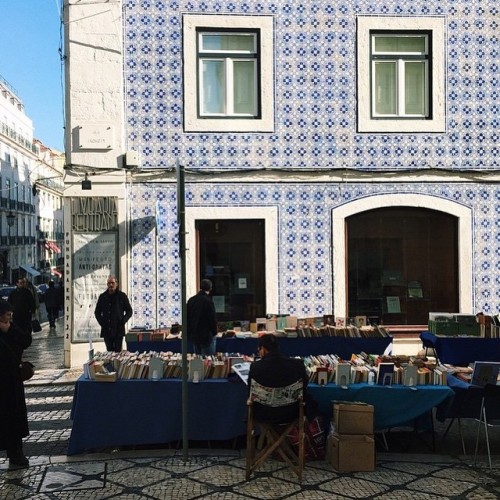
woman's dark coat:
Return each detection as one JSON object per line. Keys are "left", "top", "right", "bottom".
{"left": 0, "top": 322, "right": 32, "bottom": 450}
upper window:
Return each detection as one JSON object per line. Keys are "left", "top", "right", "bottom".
{"left": 184, "top": 15, "right": 274, "bottom": 133}
{"left": 371, "top": 32, "right": 430, "bottom": 118}
{"left": 357, "top": 17, "right": 445, "bottom": 133}
{"left": 198, "top": 30, "right": 259, "bottom": 118}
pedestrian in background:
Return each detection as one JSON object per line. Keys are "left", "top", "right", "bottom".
{"left": 44, "top": 281, "right": 60, "bottom": 329}
{"left": 8, "top": 278, "right": 36, "bottom": 334}
{"left": 94, "top": 275, "right": 133, "bottom": 352}
{"left": 186, "top": 278, "right": 218, "bottom": 355}
{"left": 24, "top": 278, "right": 40, "bottom": 321}
{"left": 0, "top": 301, "right": 32, "bottom": 468}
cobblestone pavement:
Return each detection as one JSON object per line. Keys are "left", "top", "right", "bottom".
{"left": 0, "top": 319, "right": 498, "bottom": 498}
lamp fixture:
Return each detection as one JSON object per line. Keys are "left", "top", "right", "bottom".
{"left": 81, "top": 173, "right": 92, "bottom": 190}
{"left": 6, "top": 211, "right": 15, "bottom": 228}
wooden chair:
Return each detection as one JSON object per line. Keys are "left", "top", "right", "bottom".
{"left": 246, "top": 379, "right": 305, "bottom": 481}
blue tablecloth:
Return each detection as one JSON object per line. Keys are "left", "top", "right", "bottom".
{"left": 127, "top": 336, "right": 392, "bottom": 358}
{"left": 420, "top": 332, "right": 500, "bottom": 365}
{"left": 67, "top": 377, "right": 248, "bottom": 455}
{"left": 68, "top": 376, "right": 453, "bottom": 455}
{"left": 308, "top": 383, "right": 454, "bottom": 431}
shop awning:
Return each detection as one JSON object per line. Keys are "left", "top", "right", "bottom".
{"left": 50, "top": 268, "right": 62, "bottom": 278}
{"left": 47, "top": 241, "right": 61, "bottom": 253}
{"left": 20, "top": 264, "right": 41, "bottom": 277}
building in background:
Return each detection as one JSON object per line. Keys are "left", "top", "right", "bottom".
{"left": 33, "top": 140, "right": 64, "bottom": 282}
{"left": 63, "top": 0, "right": 498, "bottom": 366}
{"left": 0, "top": 75, "right": 64, "bottom": 285}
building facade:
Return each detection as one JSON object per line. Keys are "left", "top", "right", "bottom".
{"left": 63, "top": 0, "right": 498, "bottom": 365}
{"left": 0, "top": 76, "right": 64, "bottom": 285}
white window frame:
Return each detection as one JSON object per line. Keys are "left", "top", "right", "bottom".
{"left": 183, "top": 15, "right": 274, "bottom": 133}
{"left": 185, "top": 206, "right": 278, "bottom": 312}
{"left": 198, "top": 31, "right": 258, "bottom": 118}
{"left": 371, "top": 33, "right": 429, "bottom": 118}
{"left": 357, "top": 16, "right": 445, "bottom": 133}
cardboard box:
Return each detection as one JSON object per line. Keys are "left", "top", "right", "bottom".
{"left": 328, "top": 433, "right": 375, "bottom": 472}
{"left": 333, "top": 402, "right": 374, "bottom": 435}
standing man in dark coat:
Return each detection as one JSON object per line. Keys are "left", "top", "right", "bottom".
{"left": 186, "top": 278, "right": 218, "bottom": 355}
{"left": 94, "top": 275, "right": 133, "bottom": 352}
{"left": 0, "top": 300, "right": 32, "bottom": 468}
{"left": 8, "top": 278, "right": 36, "bottom": 334}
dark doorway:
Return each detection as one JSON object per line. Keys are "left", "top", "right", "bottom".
{"left": 347, "top": 207, "right": 459, "bottom": 325}
{"left": 196, "top": 219, "right": 266, "bottom": 324}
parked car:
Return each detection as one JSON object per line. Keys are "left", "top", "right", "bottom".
{"left": 0, "top": 286, "right": 15, "bottom": 301}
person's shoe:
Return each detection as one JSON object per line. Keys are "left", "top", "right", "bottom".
{"left": 9, "top": 455, "right": 29, "bottom": 469}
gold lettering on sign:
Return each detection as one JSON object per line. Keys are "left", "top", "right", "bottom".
{"left": 71, "top": 197, "right": 118, "bottom": 232}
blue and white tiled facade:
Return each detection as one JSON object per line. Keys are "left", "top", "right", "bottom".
{"left": 122, "top": 1, "right": 499, "bottom": 327}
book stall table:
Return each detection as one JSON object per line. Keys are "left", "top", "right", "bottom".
{"left": 308, "top": 383, "right": 454, "bottom": 431}
{"left": 67, "top": 376, "right": 453, "bottom": 455}
{"left": 420, "top": 332, "right": 500, "bottom": 365}
{"left": 126, "top": 336, "right": 392, "bottom": 359}
{"left": 67, "top": 377, "right": 248, "bottom": 455}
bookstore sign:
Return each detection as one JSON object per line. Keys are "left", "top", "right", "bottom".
{"left": 71, "top": 197, "right": 118, "bottom": 343}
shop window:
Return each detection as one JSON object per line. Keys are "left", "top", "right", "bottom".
{"left": 347, "top": 207, "right": 458, "bottom": 325}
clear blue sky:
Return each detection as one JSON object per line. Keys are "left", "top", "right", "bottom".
{"left": 0, "top": 1, "right": 64, "bottom": 151}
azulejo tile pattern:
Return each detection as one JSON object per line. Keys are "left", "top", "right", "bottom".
{"left": 130, "top": 183, "right": 500, "bottom": 327}
{"left": 124, "top": 0, "right": 498, "bottom": 171}
{"left": 123, "top": 1, "right": 499, "bottom": 326}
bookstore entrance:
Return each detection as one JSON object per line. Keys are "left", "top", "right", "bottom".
{"left": 346, "top": 207, "right": 459, "bottom": 325}
{"left": 196, "top": 219, "right": 266, "bottom": 324}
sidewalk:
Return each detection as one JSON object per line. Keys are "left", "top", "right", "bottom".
{"left": 2, "top": 319, "right": 498, "bottom": 498}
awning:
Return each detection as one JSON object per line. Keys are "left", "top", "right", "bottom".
{"left": 50, "top": 268, "right": 62, "bottom": 278}
{"left": 20, "top": 264, "right": 41, "bottom": 277}
{"left": 47, "top": 241, "right": 61, "bottom": 253}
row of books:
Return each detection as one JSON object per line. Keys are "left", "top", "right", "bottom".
{"left": 125, "top": 325, "right": 390, "bottom": 342}
{"left": 302, "top": 353, "right": 446, "bottom": 386}
{"left": 428, "top": 313, "right": 500, "bottom": 338}
{"left": 84, "top": 351, "right": 248, "bottom": 381}
{"left": 294, "top": 325, "right": 389, "bottom": 338}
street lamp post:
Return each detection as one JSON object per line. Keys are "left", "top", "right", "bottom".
{"left": 6, "top": 211, "right": 15, "bottom": 283}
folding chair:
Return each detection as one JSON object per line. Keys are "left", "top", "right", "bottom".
{"left": 474, "top": 383, "right": 500, "bottom": 469}
{"left": 246, "top": 379, "right": 305, "bottom": 481}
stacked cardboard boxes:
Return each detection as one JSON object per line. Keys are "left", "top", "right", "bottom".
{"left": 327, "top": 402, "right": 375, "bottom": 472}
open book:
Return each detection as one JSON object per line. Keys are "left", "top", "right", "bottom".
{"left": 231, "top": 362, "right": 251, "bottom": 385}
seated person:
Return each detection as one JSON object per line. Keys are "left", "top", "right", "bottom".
{"left": 248, "top": 334, "right": 310, "bottom": 424}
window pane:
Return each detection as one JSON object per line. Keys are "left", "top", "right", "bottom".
{"left": 374, "top": 62, "right": 397, "bottom": 115}
{"left": 374, "top": 36, "right": 426, "bottom": 54}
{"left": 405, "top": 62, "right": 426, "bottom": 115}
{"left": 233, "top": 61, "right": 255, "bottom": 114}
{"left": 202, "top": 34, "right": 255, "bottom": 52}
{"left": 202, "top": 60, "right": 224, "bottom": 114}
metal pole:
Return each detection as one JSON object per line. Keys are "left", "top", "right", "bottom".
{"left": 177, "top": 159, "right": 188, "bottom": 460}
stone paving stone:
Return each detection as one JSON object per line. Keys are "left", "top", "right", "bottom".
{"left": 406, "top": 476, "right": 477, "bottom": 497}
{"left": 319, "top": 476, "right": 390, "bottom": 497}
{"left": 39, "top": 463, "right": 106, "bottom": 492}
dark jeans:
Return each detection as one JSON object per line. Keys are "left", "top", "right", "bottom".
{"left": 193, "top": 336, "right": 217, "bottom": 355}
{"left": 104, "top": 335, "right": 124, "bottom": 352}
{"left": 46, "top": 307, "right": 59, "bottom": 327}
